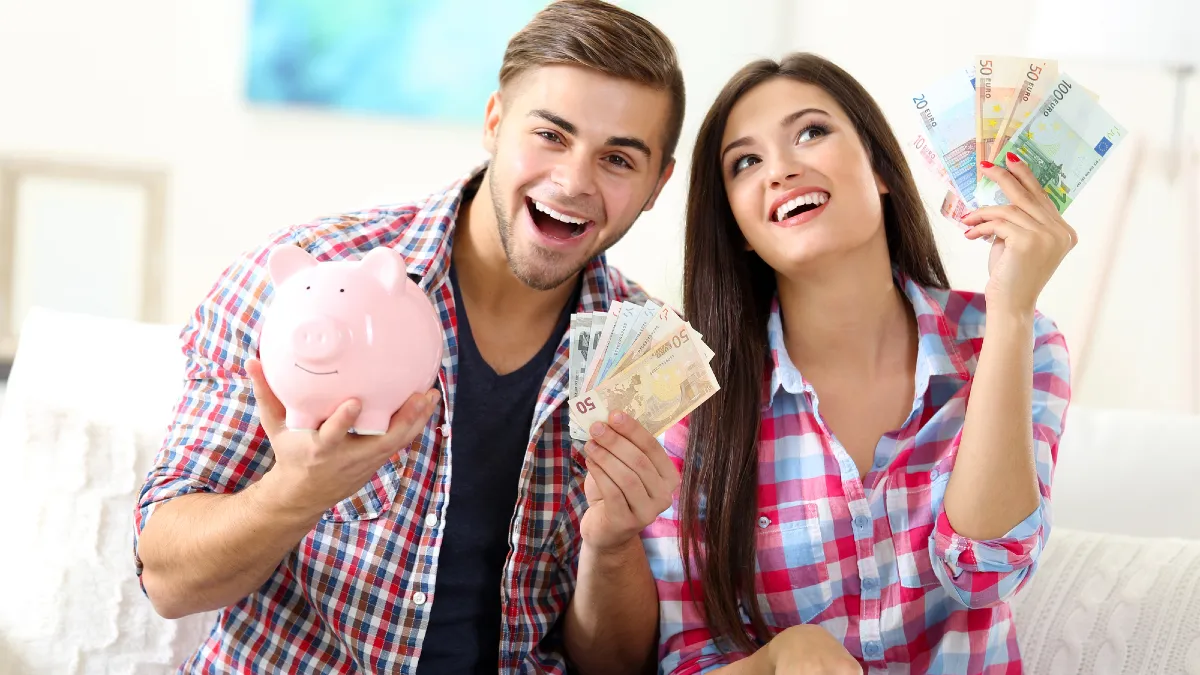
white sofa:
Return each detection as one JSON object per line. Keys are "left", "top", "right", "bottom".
{"left": 0, "top": 307, "right": 1198, "bottom": 674}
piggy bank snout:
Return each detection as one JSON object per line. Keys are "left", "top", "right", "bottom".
{"left": 291, "top": 317, "right": 345, "bottom": 363}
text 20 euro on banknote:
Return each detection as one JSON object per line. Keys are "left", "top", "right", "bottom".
{"left": 976, "top": 73, "right": 1126, "bottom": 213}
{"left": 912, "top": 67, "right": 978, "bottom": 206}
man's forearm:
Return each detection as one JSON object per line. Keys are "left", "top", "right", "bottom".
{"left": 564, "top": 538, "right": 660, "bottom": 675}
{"left": 137, "top": 471, "right": 321, "bottom": 619}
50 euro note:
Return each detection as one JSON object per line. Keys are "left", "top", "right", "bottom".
{"left": 976, "top": 56, "right": 1048, "bottom": 179}
{"left": 976, "top": 73, "right": 1127, "bottom": 214}
{"left": 992, "top": 60, "right": 1060, "bottom": 160}
{"left": 570, "top": 325, "right": 719, "bottom": 438}
{"left": 912, "top": 67, "right": 979, "bottom": 206}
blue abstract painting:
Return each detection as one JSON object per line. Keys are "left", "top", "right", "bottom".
{"left": 245, "top": 0, "right": 551, "bottom": 122}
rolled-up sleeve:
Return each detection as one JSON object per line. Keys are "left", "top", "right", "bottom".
{"left": 132, "top": 243, "right": 279, "bottom": 591}
{"left": 929, "top": 314, "right": 1071, "bottom": 608}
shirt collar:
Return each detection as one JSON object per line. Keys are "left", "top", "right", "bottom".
{"left": 766, "top": 270, "right": 970, "bottom": 408}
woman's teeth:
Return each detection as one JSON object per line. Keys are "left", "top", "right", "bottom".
{"left": 775, "top": 192, "right": 829, "bottom": 222}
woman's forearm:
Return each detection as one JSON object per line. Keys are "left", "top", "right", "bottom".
{"left": 943, "top": 309, "right": 1040, "bottom": 541}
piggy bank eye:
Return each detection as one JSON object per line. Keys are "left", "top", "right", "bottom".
{"left": 305, "top": 286, "right": 311, "bottom": 290}
{"left": 339, "top": 289, "right": 345, "bottom": 293}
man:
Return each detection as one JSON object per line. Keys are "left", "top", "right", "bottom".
{"left": 133, "top": 1, "right": 684, "bottom": 673}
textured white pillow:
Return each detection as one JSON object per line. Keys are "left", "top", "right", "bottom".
{"left": 1013, "top": 528, "right": 1200, "bottom": 674}
{"left": 0, "top": 307, "right": 216, "bottom": 674}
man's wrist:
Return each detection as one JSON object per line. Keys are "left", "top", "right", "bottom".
{"left": 249, "top": 470, "right": 327, "bottom": 530}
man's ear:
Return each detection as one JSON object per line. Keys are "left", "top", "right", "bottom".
{"left": 482, "top": 90, "right": 503, "bottom": 155}
{"left": 641, "top": 158, "right": 676, "bottom": 212}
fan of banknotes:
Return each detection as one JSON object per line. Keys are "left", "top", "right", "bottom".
{"left": 568, "top": 300, "right": 719, "bottom": 442}
{"left": 910, "top": 56, "right": 1127, "bottom": 224}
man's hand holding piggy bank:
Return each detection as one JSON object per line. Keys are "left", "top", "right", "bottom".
{"left": 248, "top": 244, "right": 445, "bottom": 518}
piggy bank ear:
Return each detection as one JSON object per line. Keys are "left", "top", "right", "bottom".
{"left": 267, "top": 245, "right": 317, "bottom": 286}
{"left": 360, "top": 246, "right": 406, "bottom": 294}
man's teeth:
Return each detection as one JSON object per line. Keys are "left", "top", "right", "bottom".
{"left": 775, "top": 192, "right": 829, "bottom": 222}
{"left": 533, "top": 199, "right": 588, "bottom": 225}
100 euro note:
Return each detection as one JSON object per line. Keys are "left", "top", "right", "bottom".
{"left": 570, "top": 325, "right": 719, "bottom": 438}
{"left": 912, "top": 67, "right": 979, "bottom": 206}
{"left": 976, "top": 56, "right": 1047, "bottom": 179}
{"left": 976, "top": 73, "right": 1126, "bottom": 213}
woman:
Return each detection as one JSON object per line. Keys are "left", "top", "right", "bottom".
{"left": 640, "top": 53, "right": 1072, "bottom": 674}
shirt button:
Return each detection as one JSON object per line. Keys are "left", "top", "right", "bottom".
{"left": 412, "top": 591, "right": 427, "bottom": 606}
{"left": 854, "top": 515, "right": 870, "bottom": 531}
{"left": 874, "top": 456, "right": 887, "bottom": 468}
{"left": 930, "top": 468, "right": 941, "bottom": 480}
{"left": 425, "top": 513, "right": 438, "bottom": 528}
{"left": 440, "top": 424, "right": 451, "bottom": 435}
{"left": 758, "top": 516, "right": 771, "bottom": 528}
{"left": 864, "top": 641, "right": 882, "bottom": 658}
{"left": 862, "top": 577, "right": 877, "bottom": 591}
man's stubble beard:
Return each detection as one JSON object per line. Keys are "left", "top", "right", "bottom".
{"left": 489, "top": 163, "right": 598, "bottom": 292}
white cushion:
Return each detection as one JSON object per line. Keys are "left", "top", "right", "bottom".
{"left": 1052, "top": 406, "right": 1200, "bottom": 539}
{"left": 0, "top": 307, "right": 215, "bottom": 674}
{"left": 1013, "top": 527, "right": 1200, "bottom": 674}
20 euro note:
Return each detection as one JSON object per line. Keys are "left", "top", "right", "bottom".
{"left": 976, "top": 73, "right": 1126, "bottom": 214}
{"left": 912, "top": 67, "right": 979, "bottom": 206}
{"left": 570, "top": 325, "right": 719, "bottom": 438}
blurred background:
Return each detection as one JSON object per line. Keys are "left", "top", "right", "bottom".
{"left": 0, "top": 0, "right": 1196, "bottom": 412}
{"left": 2, "top": 2, "right": 1200, "bottom": 673}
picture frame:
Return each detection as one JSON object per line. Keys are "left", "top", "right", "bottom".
{"left": 0, "top": 157, "right": 168, "bottom": 375}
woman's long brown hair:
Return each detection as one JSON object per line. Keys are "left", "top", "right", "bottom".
{"left": 679, "top": 52, "right": 950, "bottom": 653}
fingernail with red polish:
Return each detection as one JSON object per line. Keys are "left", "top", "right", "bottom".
{"left": 980, "top": 160, "right": 994, "bottom": 169}
{"left": 1006, "top": 152, "right": 1021, "bottom": 164}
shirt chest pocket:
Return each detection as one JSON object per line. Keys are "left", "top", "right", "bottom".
{"left": 321, "top": 458, "right": 405, "bottom": 522}
{"left": 319, "top": 422, "right": 440, "bottom": 522}
{"left": 754, "top": 501, "right": 835, "bottom": 625}
{"left": 884, "top": 481, "right": 939, "bottom": 589}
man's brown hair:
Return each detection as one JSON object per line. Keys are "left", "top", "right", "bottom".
{"left": 499, "top": 0, "right": 685, "bottom": 170}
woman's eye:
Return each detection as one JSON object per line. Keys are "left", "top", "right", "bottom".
{"left": 797, "top": 125, "right": 828, "bottom": 144}
{"left": 733, "top": 155, "right": 760, "bottom": 174}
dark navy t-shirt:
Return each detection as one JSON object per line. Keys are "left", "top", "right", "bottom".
{"left": 415, "top": 263, "right": 577, "bottom": 674}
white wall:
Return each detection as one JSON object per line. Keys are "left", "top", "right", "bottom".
{"left": 0, "top": 0, "right": 1195, "bottom": 413}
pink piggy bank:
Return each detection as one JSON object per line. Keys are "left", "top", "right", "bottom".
{"left": 257, "top": 244, "right": 443, "bottom": 435}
